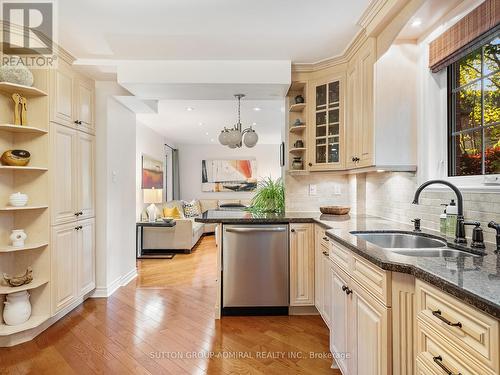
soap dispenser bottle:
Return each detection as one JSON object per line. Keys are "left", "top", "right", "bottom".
{"left": 440, "top": 204, "right": 447, "bottom": 235}
{"left": 446, "top": 199, "right": 458, "bottom": 237}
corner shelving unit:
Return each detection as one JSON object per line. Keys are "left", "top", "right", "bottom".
{"left": 0, "top": 72, "right": 50, "bottom": 345}
{"left": 287, "top": 81, "right": 308, "bottom": 174}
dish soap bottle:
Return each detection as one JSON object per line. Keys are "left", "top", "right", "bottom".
{"left": 446, "top": 199, "right": 458, "bottom": 238}
{"left": 440, "top": 204, "right": 447, "bottom": 235}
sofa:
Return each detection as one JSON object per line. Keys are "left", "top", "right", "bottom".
{"left": 141, "top": 199, "right": 250, "bottom": 252}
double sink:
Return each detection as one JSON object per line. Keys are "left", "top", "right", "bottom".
{"left": 351, "top": 231, "right": 481, "bottom": 257}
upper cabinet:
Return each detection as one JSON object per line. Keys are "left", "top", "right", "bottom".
{"left": 289, "top": 37, "right": 416, "bottom": 173}
{"left": 346, "top": 39, "right": 375, "bottom": 169}
{"left": 308, "top": 76, "right": 344, "bottom": 170}
{"left": 50, "top": 60, "right": 95, "bottom": 134}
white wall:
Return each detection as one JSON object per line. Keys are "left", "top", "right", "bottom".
{"left": 94, "top": 81, "right": 138, "bottom": 297}
{"left": 177, "top": 143, "right": 281, "bottom": 201}
{"left": 135, "top": 122, "right": 172, "bottom": 220}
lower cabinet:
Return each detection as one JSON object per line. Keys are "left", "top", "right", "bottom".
{"left": 290, "top": 223, "right": 314, "bottom": 306}
{"left": 52, "top": 218, "right": 95, "bottom": 313}
{"left": 329, "top": 261, "right": 390, "bottom": 375}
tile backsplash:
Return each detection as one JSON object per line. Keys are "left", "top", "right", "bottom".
{"left": 285, "top": 173, "right": 349, "bottom": 212}
{"left": 365, "top": 172, "right": 500, "bottom": 244}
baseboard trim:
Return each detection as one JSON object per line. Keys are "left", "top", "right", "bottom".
{"left": 288, "top": 305, "right": 319, "bottom": 315}
{"left": 91, "top": 268, "right": 137, "bottom": 298}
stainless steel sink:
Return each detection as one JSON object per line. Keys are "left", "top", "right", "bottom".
{"left": 350, "top": 231, "right": 480, "bottom": 257}
{"left": 352, "top": 231, "right": 446, "bottom": 249}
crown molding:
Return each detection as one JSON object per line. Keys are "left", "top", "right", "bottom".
{"left": 358, "top": 0, "right": 391, "bottom": 30}
{"left": 292, "top": 29, "right": 368, "bottom": 73}
{"left": 0, "top": 21, "right": 75, "bottom": 64}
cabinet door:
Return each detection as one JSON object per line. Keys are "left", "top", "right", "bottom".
{"left": 345, "top": 63, "right": 358, "bottom": 169}
{"left": 349, "top": 283, "right": 390, "bottom": 375}
{"left": 357, "top": 46, "right": 375, "bottom": 167}
{"left": 314, "top": 226, "right": 324, "bottom": 312}
{"left": 75, "top": 76, "right": 95, "bottom": 134}
{"left": 322, "top": 257, "right": 332, "bottom": 327}
{"left": 309, "top": 77, "right": 344, "bottom": 171}
{"left": 50, "top": 60, "right": 75, "bottom": 128}
{"left": 330, "top": 265, "right": 351, "bottom": 374}
{"left": 78, "top": 218, "right": 95, "bottom": 296}
{"left": 77, "top": 132, "right": 95, "bottom": 219}
{"left": 51, "top": 124, "right": 78, "bottom": 225}
{"left": 290, "top": 223, "right": 314, "bottom": 306}
{"left": 52, "top": 223, "right": 78, "bottom": 313}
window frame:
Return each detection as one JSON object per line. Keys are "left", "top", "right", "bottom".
{"left": 447, "top": 34, "right": 500, "bottom": 178}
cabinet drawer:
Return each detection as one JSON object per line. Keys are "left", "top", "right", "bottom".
{"left": 351, "top": 254, "right": 391, "bottom": 306}
{"left": 416, "top": 280, "right": 499, "bottom": 374}
{"left": 417, "top": 320, "right": 496, "bottom": 375}
{"left": 329, "top": 240, "right": 350, "bottom": 273}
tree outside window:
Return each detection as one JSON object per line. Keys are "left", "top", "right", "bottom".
{"left": 448, "top": 36, "right": 500, "bottom": 176}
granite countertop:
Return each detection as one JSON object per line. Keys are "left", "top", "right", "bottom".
{"left": 196, "top": 210, "right": 500, "bottom": 319}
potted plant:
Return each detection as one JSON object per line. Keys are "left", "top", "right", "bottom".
{"left": 248, "top": 177, "right": 285, "bottom": 213}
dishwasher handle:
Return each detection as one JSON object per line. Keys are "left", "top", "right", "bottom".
{"left": 225, "top": 227, "right": 288, "bottom": 233}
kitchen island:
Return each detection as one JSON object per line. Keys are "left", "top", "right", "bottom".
{"left": 196, "top": 210, "right": 500, "bottom": 318}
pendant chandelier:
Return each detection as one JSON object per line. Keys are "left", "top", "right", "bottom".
{"left": 218, "top": 94, "right": 258, "bottom": 148}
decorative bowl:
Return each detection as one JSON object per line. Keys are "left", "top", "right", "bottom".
{"left": 319, "top": 206, "right": 351, "bottom": 215}
{"left": 1, "top": 150, "right": 31, "bottom": 166}
{"left": 9, "top": 192, "right": 28, "bottom": 207}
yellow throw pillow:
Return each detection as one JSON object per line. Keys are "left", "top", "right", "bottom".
{"left": 163, "top": 206, "right": 181, "bottom": 219}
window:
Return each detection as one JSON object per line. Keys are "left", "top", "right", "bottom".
{"left": 448, "top": 35, "right": 500, "bottom": 176}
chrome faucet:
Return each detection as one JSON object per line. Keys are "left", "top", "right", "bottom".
{"left": 412, "top": 180, "right": 467, "bottom": 244}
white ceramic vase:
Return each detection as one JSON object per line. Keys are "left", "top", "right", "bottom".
{"left": 0, "top": 56, "right": 34, "bottom": 86}
{"left": 9, "top": 192, "right": 28, "bottom": 207}
{"left": 3, "top": 291, "right": 32, "bottom": 326}
{"left": 10, "top": 229, "right": 27, "bottom": 247}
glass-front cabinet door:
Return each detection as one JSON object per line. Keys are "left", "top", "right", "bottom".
{"left": 309, "top": 78, "right": 343, "bottom": 170}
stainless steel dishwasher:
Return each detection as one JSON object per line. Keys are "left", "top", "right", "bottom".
{"left": 222, "top": 224, "right": 289, "bottom": 315}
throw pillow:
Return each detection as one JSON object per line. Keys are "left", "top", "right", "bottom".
{"left": 163, "top": 206, "right": 182, "bottom": 219}
{"left": 183, "top": 200, "right": 201, "bottom": 217}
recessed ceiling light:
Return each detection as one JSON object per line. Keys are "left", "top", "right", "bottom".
{"left": 210, "top": 138, "right": 214, "bottom": 142}
{"left": 186, "top": 107, "right": 194, "bottom": 111}
{"left": 411, "top": 18, "right": 422, "bottom": 27}
{"left": 205, "top": 132, "right": 209, "bottom": 136}
{"left": 253, "top": 107, "right": 261, "bottom": 111}
{"left": 198, "top": 122, "right": 203, "bottom": 126}
{"left": 252, "top": 122, "right": 257, "bottom": 126}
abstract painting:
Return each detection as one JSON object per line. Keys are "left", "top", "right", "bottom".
{"left": 142, "top": 155, "right": 164, "bottom": 189}
{"left": 202, "top": 159, "right": 257, "bottom": 192}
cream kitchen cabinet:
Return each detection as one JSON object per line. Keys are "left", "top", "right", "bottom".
{"left": 290, "top": 223, "right": 315, "bottom": 306}
{"left": 50, "top": 62, "right": 95, "bottom": 134}
{"left": 315, "top": 225, "right": 333, "bottom": 326}
{"left": 51, "top": 123, "right": 95, "bottom": 225}
{"left": 345, "top": 38, "right": 375, "bottom": 169}
{"left": 329, "top": 261, "right": 391, "bottom": 375}
{"left": 51, "top": 222, "right": 78, "bottom": 313}
{"left": 52, "top": 218, "right": 95, "bottom": 313}
{"left": 307, "top": 76, "right": 345, "bottom": 171}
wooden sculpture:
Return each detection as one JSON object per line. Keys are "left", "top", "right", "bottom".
{"left": 11, "top": 93, "right": 28, "bottom": 125}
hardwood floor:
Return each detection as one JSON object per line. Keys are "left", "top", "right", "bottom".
{"left": 0, "top": 235, "right": 340, "bottom": 375}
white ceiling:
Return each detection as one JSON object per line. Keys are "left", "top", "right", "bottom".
{"left": 59, "top": 0, "right": 370, "bottom": 63}
{"left": 136, "top": 99, "right": 284, "bottom": 145}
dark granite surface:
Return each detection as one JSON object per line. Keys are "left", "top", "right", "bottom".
{"left": 196, "top": 210, "right": 500, "bottom": 318}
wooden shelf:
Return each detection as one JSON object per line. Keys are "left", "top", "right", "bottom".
{"left": 0, "top": 278, "right": 49, "bottom": 294}
{"left": 289, "top": 148, "right": 307, "bottom": 153}
{"left": 0, "top": 166, "right": 48, "bottom": 172}
{"left": 0, "top": 315, "right": 49, "bottom": 336}
{"left": 0, "top": 124, "right": 47, "bottom": 135}
{"left": 0, "top": 82, "right": 47, "bottom": 97}
{"left": 289, "top": 81, "right": 306, "bottom": 91}
{"left": 289, "top": 103, "right": 306, "bottom": 112}
{"left": 287, "top": 169, "right": 309, "bottom": 175}
{"left": 0, "top": 242, "right": 48, "bottom": 253}
{"left": 289, "top": 125, "right": 306, "bottom": 133}
{"left": 0, "top": 205, "right": 48, "bottom": 212}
